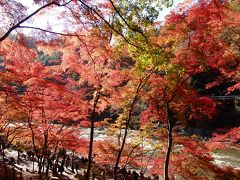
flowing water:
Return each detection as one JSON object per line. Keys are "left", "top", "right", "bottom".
{"left": 213, "top": 148, "right": 240, "bottom": 170}
{"left": 83, "top": 128, "right": 240, "bottom": 170}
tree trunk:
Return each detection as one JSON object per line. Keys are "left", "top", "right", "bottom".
{"left": 113, "top": 118, "right": 130, "bottom": 180}
{"left": 2, "top": 148, "right": 5, "bottom": 159}
{"left": 41, "top": 152, "right": 47, "bottom": 176}
{"left": 38, "top": 159, "right": 43, "bottom": 179}
{"left": 17, "top": 149, "right": 20, "bottom": 164}
{"left": 71, "top": 151, "right": 75, "bottom": 173}
{"left": 85, "top": 119, "right": 94, "bottom": 180}
{"left": 85, "top": 92, "right": 100, "bottom": 180}
{"left": 163, "top": 103, "right": 173, "bottom": 180}
{"left": 32, "top": 159, "right": 34, "bottom": 173}
{"left": 113, "top": 82, "right": 142, "bottom": 180}
{"left": 164, "top": 122, "right": 173, "bottom": 180}
{"left": 45, "top": 157, "right": 50, "bottom": 177}
{"left": 53, "top": 154, "right": 59, "bottom": 176}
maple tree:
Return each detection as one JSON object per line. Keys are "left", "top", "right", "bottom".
{"left": 25, "top": 28, "right": 132, "bottom": 178}
{"left": 161, "top": 0, "right": 240, "bottom": 94}
{"left": 0, "top": 37, "right": 89, "bottom": 177}
{"left": 138, "top": 69, "right": 217, "bottom": 179}
{"left": 0, "top": 97, "right": 27, "bottom": 159}
{"left": 160, "top": 0, "right": 239, "bottom": 179}
{"left": 130, "top": 0, "right": 239, "bottom": 179}
{"left": 206, "top": 127, "right": 240, "bottom": 151}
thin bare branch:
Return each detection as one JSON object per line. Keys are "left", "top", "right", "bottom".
{"left": 78, "top": 0, "right": 140, "bottom": 48}
{"left": 0, "top": 0, "right": 72, "bottom": 42}
{"left": 18, "top": 25, "right": 85, "bottom": 37}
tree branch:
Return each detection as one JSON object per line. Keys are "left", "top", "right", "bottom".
{"left": 18, "top": 25, "right": 85, "bottom": 37}
{"left": 78, "top": 0, "right": 140, "bottom": 48}
{"left": 0, "top": 0, "right": 72, "bottom": 42}
{"left": 108, "top": 0, "right": 148, "bottom": 43}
